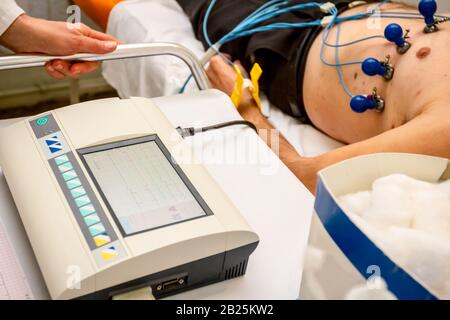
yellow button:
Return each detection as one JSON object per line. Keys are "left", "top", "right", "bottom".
{"left": 101, "top": 247, "right": 118, "bottom": 261}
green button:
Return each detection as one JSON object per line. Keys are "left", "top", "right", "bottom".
{"left": 62, "top": 170, "right": 77, "bottom": 182}
{"left": 79, "top": 204, "right": 95, "bottom": 217}
{"left": 71, "top": 186, "right": 86, "bottom": 198}
{"left": 36, "top": 117, "right": 49, "bottom": 127}
{"left": 84, "top": 214, "right": 100, "bottom": 227}
{"left": 89, "top": 223, "right": 106, "bottom": 236}
{"left": 58, "top": 162, "right": 73, "bottom": 173}
{"left": 66, "top": 178, "right": 82, "bottom": 190}
{"left": 75, "top": 195, "right": 91, "bottom": 208}
{"left": 55, "top": 155, "right": 69, "bottom": 166}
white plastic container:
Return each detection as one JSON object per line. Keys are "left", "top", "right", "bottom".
{"left": 299, "top": 153, "right": 450, "bottom": 300}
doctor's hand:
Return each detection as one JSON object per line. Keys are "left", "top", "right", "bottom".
{"left": 0, "top": 14, "right": 119, "bottom": 79}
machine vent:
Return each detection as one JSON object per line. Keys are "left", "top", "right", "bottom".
{"left": 224, "top": 259, "right": 248, "bottom": 280}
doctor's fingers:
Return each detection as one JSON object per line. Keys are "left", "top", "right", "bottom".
{"left": 72, "top": 35, "right": 118, "bottom": 54}
{"left": 69, "top": 23, "right": 120, "bottom": 54}
{"left": 80, "top": 24, "right": 119, "bottom": 42}
{"left": 46, "top": 60, "right": 98, "bottom": 79}
{"left": 69, "top": 61, "right": 99, "bottom": 77}
{"left": 45, "top": 61, "right": 66, "bottom": 80}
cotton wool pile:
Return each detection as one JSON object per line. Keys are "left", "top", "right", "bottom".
{"left": 338, "top": 174, "right": 450, "bottom": 299}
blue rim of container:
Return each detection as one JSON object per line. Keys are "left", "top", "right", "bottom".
{"left": 314, "top": 178, "right": 437, "bottom": 300}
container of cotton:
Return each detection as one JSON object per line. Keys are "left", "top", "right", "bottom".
{"left": 299, "top": 153, "right": 450, "bottom": 300}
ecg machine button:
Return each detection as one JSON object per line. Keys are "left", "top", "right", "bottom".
{"left": 66, "top": 178, "right": 82, "bottom": 190}
{"left": 84, "top": 213, "right": 100, "bottom": 227}
{"left": 93, "top": 234, "right": 111, "bottom": 247}
{"left": 45, "top": 136, "right": 63, "bottom": 154}
{"left": 58, "top": 162, "right": 74, "bottom": 173}
{"left": 71, "top": 186, "right": 87, "bottom": 198}
{"left": 79, "top": 204, "right": 96, "bottom": 217}
{"left": 36, "top": 116, "right": 49, "bottom": 127}
{"left": 62, "top": 170, "right": 77, "bottom": 182}
{"left": 54, "top": 154, "right": 69, "bottom": 165}
{"left": 89, "top": 223, "right": 106, "bottom": 237}
{"left": 75, "top": 195, "right": 91, "bottom": 208}
{"left": 100, "top": 246, "right": 118, "bottom": 261}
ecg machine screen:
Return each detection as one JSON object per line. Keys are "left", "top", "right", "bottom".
{"left": 81, "top": 137, "right": 209, "bottom": 236}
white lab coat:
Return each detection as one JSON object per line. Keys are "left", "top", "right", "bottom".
{"left": 0, "top": 0, "right": 24, "bottom": 36}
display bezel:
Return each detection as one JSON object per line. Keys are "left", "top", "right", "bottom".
{"left": 77, "top": 134, "right": 214, "bottom": 237}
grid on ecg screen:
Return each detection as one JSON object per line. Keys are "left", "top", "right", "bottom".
{"left": 91, "top": 142, "right": 193, "bottom": 214}
{"left": 0, "top": 222, "right": 33, "bottom": 300}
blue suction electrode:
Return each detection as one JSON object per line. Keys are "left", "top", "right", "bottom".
{"left": 350, "top": 88, "right": 385, "bottom": 113}
{"left": 419, "top": 0, "right": 438, "bottom": 33}
{"left": 362, "top": 58, "right": 385, "bottom": 76}
{"left": 362, "top": 56, "right": 394, "bottom": 80}
{"left": 350, "top": 95, "right": 376, "bottom": 113}
{"left": 384, "top": 23, "right": 411, "bottom": 54}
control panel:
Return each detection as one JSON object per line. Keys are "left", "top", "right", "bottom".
{"left": 30, "top": 114, "right": 127, "bottom": 268}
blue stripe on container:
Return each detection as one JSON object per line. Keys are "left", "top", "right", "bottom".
{"left": 314, "top": 178, "right": 437, "bottom": 300}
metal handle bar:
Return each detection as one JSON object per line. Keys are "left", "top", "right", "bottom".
{"left": 0, "top": 43, "right": 210, "bottom": 90}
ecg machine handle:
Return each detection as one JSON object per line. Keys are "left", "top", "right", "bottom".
{"left": 0, "top": 43, "right": 210, "bottom": 90}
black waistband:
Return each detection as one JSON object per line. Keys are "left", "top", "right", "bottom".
{"left": 287, "top": 0, "right": 360, "bottom": 121}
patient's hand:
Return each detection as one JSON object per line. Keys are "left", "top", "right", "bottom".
{"left": 205, "top": 55, "right": 235, "bottom": 95}
{"left": 206, "top": 55, "right": 256, "bottom": 112}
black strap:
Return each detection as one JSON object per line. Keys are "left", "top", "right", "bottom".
{"left": 286, "top": 0, "right": 365, "bottom": 121}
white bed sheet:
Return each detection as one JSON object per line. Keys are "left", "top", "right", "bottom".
{"left": 103, "top": 0, "right": 344, "bottom": 158}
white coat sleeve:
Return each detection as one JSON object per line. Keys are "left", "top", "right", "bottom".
{"left": 0, "top": 0, "right": 25, "bottom": 36}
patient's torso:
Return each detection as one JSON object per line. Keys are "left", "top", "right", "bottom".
{"left": 304, "top": 3, "right": 450, "bottom": 144}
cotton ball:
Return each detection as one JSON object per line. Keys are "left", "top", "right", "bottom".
{"left": 338, "top": 191, "right": 371, "bottom": 217}
{"left": 340, "top": 174, "right": 450, "bottom": 299}
{"left": 362, "top": 175, "right": 416, "bottom": 228}
{"left": 383, "top": 227, "right": 450, "bottom": 295}
{"left": 378, "top": 174, "right": 434, "bottom": 193}
{"left": 413, "top": 190, "right": 450, "bottom": 240}
{"left": 345, "top": 277, "right": 397, "bottom": 300}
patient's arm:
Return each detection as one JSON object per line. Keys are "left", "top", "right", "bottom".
{"left": 290, "top": 108, "right": 449, "bottom": 193}
{"left": 296, "top": 107, "right": 450, "bottom": 192}
{"left": 206, "top": 56, "right": 450, "bottom": 194}
{"left": 206, "top": 56, "right": 323, "bottom": 191}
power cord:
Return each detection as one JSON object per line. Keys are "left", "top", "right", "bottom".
{"left": 176, "top": 120, "right": 257, "bottom": 138}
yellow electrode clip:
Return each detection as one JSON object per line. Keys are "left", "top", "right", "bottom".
{"left": 230, "top": 64, "right": 244, "bottom": 108}
{"left": 230, "top": 63, "right": 263, "bottom": 110}
{"left": 249, "top": 63, "right": 262, "bottom": 110}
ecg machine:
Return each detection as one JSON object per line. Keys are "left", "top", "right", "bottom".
{"left": 0, "top": 44, "right": 259, "bottom": 300}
